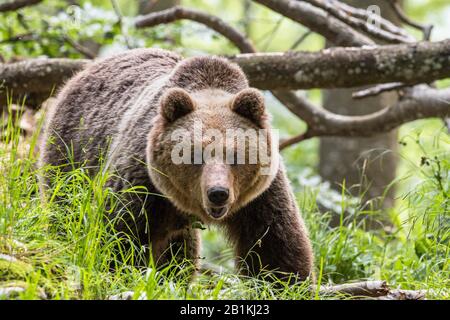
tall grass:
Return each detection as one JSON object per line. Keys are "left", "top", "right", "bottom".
{"left": 0, "top": 104, "right": 448, "bottom": 299}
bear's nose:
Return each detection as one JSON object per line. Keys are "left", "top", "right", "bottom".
{"left": 207, "top": 187, "right": 229, "bottom": 206}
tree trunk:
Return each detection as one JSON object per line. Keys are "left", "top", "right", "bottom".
{"left": 319, "top": 0, "right": 402, "bottom": 228}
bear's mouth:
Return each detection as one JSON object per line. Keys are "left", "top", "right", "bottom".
{"left": 206, "top": 206, "right": 228, "bottom": 219}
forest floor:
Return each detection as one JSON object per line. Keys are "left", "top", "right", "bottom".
{"left": 0, "top": 107, "right": 448, "bottom": 300}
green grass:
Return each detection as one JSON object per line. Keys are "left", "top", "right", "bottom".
{"left": 0, "top": 104, "right": 448, "bottom": 300}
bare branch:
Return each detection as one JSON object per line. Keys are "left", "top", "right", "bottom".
{"left": 385, "top": 0, "right": 433, "bottom": 40}
{"left": 135, "top": 6, "right": 256, "bottom": 53}
{"left": 290, "top": 29, "right": 312, "bottom": 50}
{"left": 320, "top": 280, "right": 389, "bottom": 298}
{"left": 0, "top": 58, "right": 89, "bottom": 108}
{"left": 253, "top": 0, "right": 374, "bottom": 46}
{"left": 1, "top": 39, "right": 449, "bottom": 106}
{"left": 320, "top": 280, "right": 426, "bottom": 300}
{"left": 297, "top": 0, "right": 415, "bottom": 44}
{"left": 277, "top": 86, "right": 450, "bottom": 149}
{"left": 63, "top": 36, "right": 97, "bottom": 59}
{"left": 352, "top": 82, "right": 407, "bottom": 99}
{"left": 279, "top": 133, "right": 308, "bottom": 150}
{"left": 332, "top": 0, "right": 411, "bottom": 39}
{"left": 0, "top": 0, "right": 41, "bottom": 12}
{"left": 233, "top": 39, "right": 450, "bottom": 90}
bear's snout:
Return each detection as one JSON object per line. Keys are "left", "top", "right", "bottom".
{"left": 201, "top": 164, "right": 234, "bottom": 220}
{"left": 207, "top": 187, "right": 229, "bottom": 206}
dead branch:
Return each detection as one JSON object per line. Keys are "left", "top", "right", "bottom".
{"left": 232, "top": 39, "right": 450, "bottom": 90}
{"left": 297, "top": 0, "right": 414, "bottom": 44}
{"left": 0, "top": 0, "right": 42, "bottom": 12}
{"left": 385, "top": 0, "right": 433, "bottom": 40}
{"left": 332, "top": 0, "right": 410, "bottom": 39}
{"left": 377, "top": 289, "right": 426, "bottom": 300}
{"left": 320, "top": 280, "right": 389, "bottom": 297}
{"left": 253, "top": 0, "right": 374, "bottom": 46}
{"left": 135, "top": 6, "right": 256, "bottom": 53}
{"left": 352, "top": 82, "right": 408, "bottom": 99}
{"left": 276, "top": 86, "right": 450, "bottom": 149}
{"left": 320, "top": 280, "right": 426, "bottom": 300}
{"left": 0, "top": 58, "right": 89, "bottom": 108}
{"left": 1, "top": 39, "right": 449, "bottom": 106}
{"left": 279, "top": 133, "right": 308, "bottom": 150}
{"left": 290, "top": 30, "right": 312, "bottom": 50}
{"left": 63, "top": 36, "right": 97, "bottom": 59}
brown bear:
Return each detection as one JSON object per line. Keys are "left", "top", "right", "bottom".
{"left": 39, "top": 48, "right": 313, "bottom": 281}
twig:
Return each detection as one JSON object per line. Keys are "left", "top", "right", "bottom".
{"left": 0, "top": 0, "right": 42, "bottom": 12}
{"left": 290, "top": 29, "right": 312, "bottom": 50}
{"left": 135, "top": 6, "right": 256, "bottom": 53}
{"left": 63, "top": 35, "right": 97, "bottom": 59}
{"left": 385, "top": 0, "right": 433, "bottom": 40}
{"left": 261, "top": 17, "right": 284, "bottom": 50}
{"left": 352, "top": 82, "right": 408, "bottom": 99}
{"left": 279, "top": 133, "right": 308, "bottom": 150}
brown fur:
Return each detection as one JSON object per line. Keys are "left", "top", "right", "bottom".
{"left": 39, "top": 49, "right": 313, "bottom": 280}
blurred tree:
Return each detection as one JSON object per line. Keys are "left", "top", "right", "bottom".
{"left": 319, "top": 0, "right": 402, "bottom": 228}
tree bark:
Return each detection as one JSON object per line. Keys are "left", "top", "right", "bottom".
{"left": 231, "top": 39, "right": 450, "bottom": 90}
{"left": 2, "top": 40, "right": 449, "bottom": 107}
{"left": 319, "top": 0, "right": 402, "bottom": 227}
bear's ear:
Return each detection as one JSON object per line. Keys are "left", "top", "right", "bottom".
{"left": 231, "top": 88, "right": 265, "bottom": 125}
{"left": 160, "top": 88, "right": 195, "bottom": 122}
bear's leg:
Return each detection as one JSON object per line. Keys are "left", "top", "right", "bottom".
{"left": 225, "top": 168, "right": 314, "bottom": 281}
{"left": 153, "top": 226, "right": 201, "bottom": 278}
{"left": 143, "top": 199, "right": 201, "bottom": 278}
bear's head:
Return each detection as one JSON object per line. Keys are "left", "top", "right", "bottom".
{"left": 147, "top": 58, "right": 279, "bottom": 222}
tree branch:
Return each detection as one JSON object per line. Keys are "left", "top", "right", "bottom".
{"left": 276, "top": 86, "right": 450, "bottom": 149}
{"left": 384, "top": 0, "right": 433, "bottom": 40}
{"left": 297, "top": 0, "right": 415, "bottom": 44}
{"left": 135, "top": 6, "right": 256, "bottom": 53}
{"left": 232, "top": 39, "right": 450, "bottom": 90}
{"left": 0, "top": 58, "right": 89, "bottom": 108}
{"left": 0, "top": 0, "right": 42, "bottom": 12}
{"left": 352, "top": 82, "right": 408, "bottom": 99}
{"left": 1, "top": 39, "right": 449, "bottom": 106}
{"left": 320, "top": 280, "right": 389, "bottom": 297}
{"left": 331, "top": 0, "right": 411, "bottom": 39}
{"left": 319, "top": 280, "right": 425, "bottom": 299}
{"left": 252, "top": 0, "right": 374, "bottom": 46}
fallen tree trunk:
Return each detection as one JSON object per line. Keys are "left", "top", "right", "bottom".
{"left": 0, "top": 58, "right": 88, "bottom": 108}
{"left": 1, "top": 39, "right": 449, "bottom": 107}
{"left": 232, "top": 39, "right": 450, "bottom": 90}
